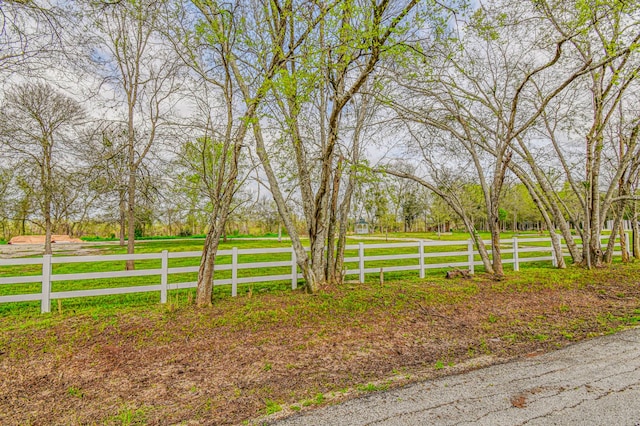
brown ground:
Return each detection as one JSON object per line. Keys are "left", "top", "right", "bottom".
{"left": 1, "top": 264, "right": 639, "bottom": 425}
{"left": 0, "top": 241, "right": 106, "bottom": 258}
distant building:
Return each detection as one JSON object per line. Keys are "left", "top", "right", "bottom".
{"left": 355, "top": 218, "right": 369, "bottom": 234}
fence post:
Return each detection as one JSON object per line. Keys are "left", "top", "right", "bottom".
{"left": 291, "top": 248, "right": 297, "bottom": 290}
{"left": 359, "top": 242, "right": 365, "bottom": 283}
{"left": 551, "top": 239, "right": 558, "bottom": 267}
{"left": 160, "top": 250, "right": 168, "bottom": 304}
{"left": 513, "top": 236, "right": 519, "bottom": 272}
{"left": 419, "top": 240, "right": 425, "bottom": 279}
{"left": 41, "top": 254, "right": 52, "bottom": 314}
{"left": 467, "top": 239, "right": 475, "bottom": 275}
{"left": 232, "top": 247, "right": 238, "bottom": 297}
{"left": 626, "top": 232, "right": 631, "bottom": 259}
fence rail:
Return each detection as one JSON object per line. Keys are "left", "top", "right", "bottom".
{"left": 0, "top": 234, "right": 628, "bottom": 313}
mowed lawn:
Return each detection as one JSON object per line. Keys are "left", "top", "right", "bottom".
{"left": 1, "top": 235, "right": 639, "bottom": 425}
{"left": 0, "top": 231, "right": 562, "bottom": 316}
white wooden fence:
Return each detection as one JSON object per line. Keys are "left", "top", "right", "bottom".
{"left": 0, "top": 235, "right": 627, "bottom": 313}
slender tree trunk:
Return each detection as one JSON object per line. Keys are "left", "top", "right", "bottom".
{"left": 508, "top": 162, "right": 567, "bottom": 268}
{"left": 196, "top": 214, "right": 226, "bottom": 307}
{"left": 615, "top": 178, "right": 630, "bottom": 263}
{"left": 513, "top": 147, "right": 582, "bottom": 263}
{"left": 126, "top": 166, "right": 136, "bottom": 270}
{"left": 587, "top": 226, "right": 604, "bottom": 267}
{"left": 489, "top": 215, "right": 503, "bottom": 276}
{"left": 603, "top": 213, "right": 620, "bottom": 264}
{"left": 462, "top": 217, "right": 494, "bottom": 274}
{"left": 487, "top": 154, "right": 509, "bottom": 277}
{"left": 326, "top": 157, "right": 342, "bottom": 283}
{"left": 334, "top": 164, "right": 358, "bottom": 282}
{"left": 633, "top": 200, "right": 640, "bottom": 259}
{"left": 619, "top": 220, "right": 629, "bottom": 263}
{"left": 251, "top": 116, "right": 318, "bottom": 292}
{"left": 125, "top": 64, "right": 138, "bottom": 269}
{"left": 119, "top": 191, "right": 126, "bottom": 246}
{"left": 194, "top": 128, "right": 243, "bottom": 305}
{"left": 44, "top": 192, "right": 52, "bottom": 255}
{"left": 43, "top": 141, "right": 52, "bottom": 255}
{"left": 589, "top": 178, "right": 603, "bottom": 267}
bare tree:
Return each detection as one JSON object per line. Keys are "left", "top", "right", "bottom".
{"left": 0, "top": 81, "right": 84, "bottom": 253}
{"left": 83, "top": 120, "right": 148, "bottom": 246}
{"left": 534, "top": 0, "right": 640, "bottom": 268}
{"left": 172, "top": 0, "right": 318, "bottom": 305}
{"left": 249, "top": 0, "right": 422, "bottom": 292}
{"left": 83, "top": 0, "right": 183, "bottom": 268}
{"left": 385, "top": 0, "right": 632, "bottom": 274}
{"left": 0, "top": 0, "right": 60, "bottom": 78}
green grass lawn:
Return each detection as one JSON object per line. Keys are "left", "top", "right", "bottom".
{"left": 0, "top": 232, "right": 619, "bottom": 317}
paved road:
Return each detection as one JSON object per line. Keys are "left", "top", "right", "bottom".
{"left": 272, "top": 327, "right": 640, "bottom": 425}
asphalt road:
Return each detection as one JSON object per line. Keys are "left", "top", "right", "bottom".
{"left": 271, "top": 327, "right": 640, "bottom": 425}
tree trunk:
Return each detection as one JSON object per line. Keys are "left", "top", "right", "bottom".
{"left": 463, "top": 217, "right": 493, "bottom": 274}
{"left": 603, "top": 213, "right": 620, "bottom": 264}
{"left": 43, "top": 142, "right": 52, "bottom": 255}
{"left": 333, "top": 163, "right": 358, "bottom": 283}
{"left": 549, "top": 229, "right": 566, "bottom": 269}
{"left": 196, "top": 218, "right": 225, "bottom": 307}
{"left": 508, "top": 162, "right": 566, "bottom": 268}
{"left": 633, "top": 200, "right": 640, "bottom": 259}
{"left": 251, "top": 121, "right": 315, "bottom": 292}
{"left": 308, "top": 224, "right": 329, "bottom": 293}
{"left": 489, "top": 217, "right": 503, "bottom": 276}
{"left": 44, "top": 195, "right": 52, "bottom": 255}
{"left": 326, "top": 157, "right": 343, "bottom": 283}
{"left": 619, "top": 220, "right": 629, "bottom": 263}
{"left": 520, "top": 154, "right": 581, "bottom": 263}
{"left": 126, "top": 167, "right": 136, "bottom": 270}
{"left": 488, "top": 155, "right": 508, "bottom": 277}
{"left": 586, "top": 167, "right": 604, "bottom": 267}
{"left": 119, "top": 191, "right": 126, "bottom": 246}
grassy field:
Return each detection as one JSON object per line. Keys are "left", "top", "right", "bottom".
{"left": 0, "top": 233, "right": 638, "bottom": 424}
{"left": 0, "top": 232, "right": 563, "bottom": 316}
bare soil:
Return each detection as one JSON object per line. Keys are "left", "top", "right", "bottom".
{"left": 1, "top": 264, "right": 639, "bottom": 425}
{"left": 0, "top": 242, "right": 108, "bottom": 258}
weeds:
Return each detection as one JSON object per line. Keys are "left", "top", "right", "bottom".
{"left": 357, "top": 382, "right": 390, "bottom": 392}
{"left": 110, "top": 404, "right": 147, "bottom": 426}
{"left": 264, "top": 399, "right": 282, "bottom": 415}
{"left": 67, "top": 386, "right": 83, "bottom": 398}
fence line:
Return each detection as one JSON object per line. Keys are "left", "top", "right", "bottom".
{"left": 0, "top": 234, "right": 628, "bottom": 313}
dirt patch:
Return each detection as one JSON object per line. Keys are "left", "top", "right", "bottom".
{"left": 1, "top": 264, "right": 640, "bottom": 425}
{"left": 0, "top": 242, "right": 113, "bottom": 258}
